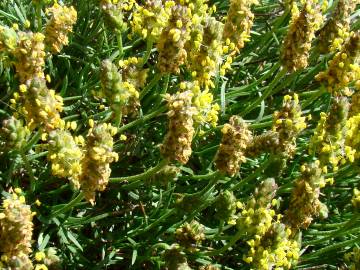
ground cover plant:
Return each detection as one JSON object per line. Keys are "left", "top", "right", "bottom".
{"left": 0, "top": 0, "right": 359, "bottom": 269}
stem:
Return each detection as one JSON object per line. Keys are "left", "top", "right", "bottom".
{"left": 142, "top": 39, "right": 153, "bottom": 67}
{"left": 129, "top": 208, "right": 177, "bottom": 237}
{"left": 240, "top": 68, "right": 287, "bottom": 117}
{"left": 301, "top": 235, "right": 360, "bottom": 261}
{"left": 206, "top": 230, "right": 243, "bottom": 256}
{"left": 140, "top": 73, "right": 162, "bottom": 100}
{"left": 20, "top": 151, "right": 36, "bottom": 192}
{"left": 117, "top": 106, "right": 166, "bottom": 133}
{"left": 62, "top": 95, "right": 83, "bottom": 101}
{"left": 23, "top": 130, "right": 41, "bottom": 152}
{"left": 35, "top": 3, "right": 42, "bottom": 32}
{"left": 50, "top": 192, "right": 85, "bottom": 218}
{"left": 117, "top": 31, "right": 123, "bottom": 58}
{"left": 114, "top": 111, "right": 123, "bottom": 128}
{"left": 305, "top": 213, "right": 360, "bottom": 245}
{"left": 223, "top": 62, "right": 281, "bottom": 101}
{"left": 229, "top": 156, "right": 274, "bottom": 192}
{"left": 189, "top": 171, "right": 219, "bottom": 181}
{"left": 110, "top": 159, "right": 169, "bottom": 183}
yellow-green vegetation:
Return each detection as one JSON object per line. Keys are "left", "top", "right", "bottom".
{"left": 0, "top": 0, "right": 359, "bottom": 269}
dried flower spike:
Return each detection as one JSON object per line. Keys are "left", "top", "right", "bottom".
{"left": 79, "top": 123, "right": 118, "bottom": 203}
{"left": 223, "top": 0, "right": 258, "bottom": 53}
{"left": 160, "top": 91, "right": 197, "bottom": 164}
{"left": 284, "top": 161, "right": 325, "bottom": 230}
{"left": 317, "top": 0, "right": 357, "bottom": 53}
{"left": 281, "top": 1, "right": 323, "bottom": 72}
{"left": 215, "top": 116, "right": 252, "bottom": 176}
{"left": 157, "top": 4, "right": 191, "bottom": 74}
{"left": 175, "top": 220, "right": 205, "bottom": 252}
{"left": 316, "top": 31, "right": 360, "bottom": 94}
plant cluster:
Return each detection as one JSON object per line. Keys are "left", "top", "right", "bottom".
{"left": 0, "top": 0, "right": 359, "bottom": 269}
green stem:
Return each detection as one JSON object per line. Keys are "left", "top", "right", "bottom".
{"left": 117, "top": 106, "right": 166, "bottom": 133}
{"left": 189, "top": 171, "right": 219, "bottom": 181}
{"left": 110, "top": 159, "right": 169, "bottom": 183}
{"left": 151, "top": 243, "right": 170, "bottom": 252}
{"left": 117, "top": 31, "right": 123, "bottom": 58}
{"left": 302, "top": 87, "right": 326, "bottom": 108}
{"left": 229, "top": 156, "right": 274, "bottom": 192}
{"left": 35, "top": 3, "right": 42, "bottom": 32}
{"left": 114, "top": 111, "right": 123, "bottom": 128}
{"left": 20, "top": 151, "right": 36, "bottom": 192}
{"left": 240, "top": 68, "right": 287, "bottom": 117}
{"left": 301, "top": 235, "right": 360, "bottom": 261}
{"left": 223, "top": 62, "right": 281, "bottom": 100}
{"left": 140, "top": 73, "right": 162, "bottom": 100}
{"left": 130, "top": 208, "right": 177, "bottom": 237}
{"left": 27, "top": 151, "right": 48, "bottom": 161}
{"left": 62, "top": 95, "right": 83, "bottom": 101}
{"left": 305, "top": 213, "right": 360, "bottom": 245}
{"left": 50, "top": 192, "right": 85, "bottom": 218}
{"left": 142, "top": 39, "right": 154, "bottom": 67}
{"left": 206, "top": 230, "right": 243, "bottom": 256}
{"left": 24, "top": 130, "right": 41, "bottom": 152}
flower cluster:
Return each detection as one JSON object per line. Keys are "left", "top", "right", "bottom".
{"left": 13, "top": 31, "right": 46, "bottom": 83}
{"left": 160, "top": 91, "right": 197, "bottom": 164}
{"left": 100, "top": 0, "right": 135, "bottom": 32}
{"left": 284, "top": 161, "right": 326, "bottom": 230}
{"left": 344, "top": 247, "right": 360, "bottom": 270}
{"left": 163, "top": 246, "right": 191, "bottom": 270}
{"left": 0, "top": 189, "right": 34, "bottom": 268}
{"left": 187, "top": 16, "right": 223, "bottom": 88}
{"left": 118, "top": 57, "right": 148, "bottom": 117}
{"left": 352, "top": 188, "right": 360, "bottom": 210}
{"left": 272, "top": 94, "right": 306, "bottom": 158}
{"left": 0, "top": 25, "right": 17, "bottom": 64}
{"left": 309, "top": 96, "right": 349, "bottom": 171}
{"left": 157, "top": 4, "right": 191, "bottom": 74}
{"left": 130, "top": 0, "right": 174, "bottom": 42}
{"left": 215, "top": 116, "right": 252, "bottom": 176}
{"left": 47, "top": 129, "right": 84, "bottom": 188}
{"left": 317, "top": 0, "right": 357, "bottom": 53}
{"left": 350, "top": 91, "right": 360, "bottom": 116}
{"left": 214, "top": 190, "right": 237, "bottom": 222}
{"left": 44, "top": 2, "right": 77, "bottom": 53}
{"left": 281, "top": 1, "right": 323, "bottom": 72}
{"left": 246, "top": 131, "right": 279, "bottom": 157}
{"left": 119, "top": 57, "right": 148, "bottom": 90}
{"left": 237, "top": 178, "right": 278, "bottom": 238}
{"left": 14, "top": 77, "right": 64, "bottom": 131}
{"left": 247, "top": 94, "right": 305, "bottom": 163}
{"left": 100, "top": 59, "right": 140, "bottom": 119}
{"left": 316, "top": 31, "right": 360, "bottom": 95}
{"left": 175, "top": 220, "right": 205, "bottom": 252}
{"left": 79, "top": 123, "right": 119, "bottom": 203}
{"left": 223, "top": 0, "right": 258, "bottom": 53}
{"left": 345, "top": 113, "right": 360, "bottom": 162}
{"left": 0, "top": 117, "right": 30, "bottom": 152}
{"left": 244, "top": 223, "right": 300, "bottom": 269}
{"left": 180, "top": 81, "right": 220, "bottom": 128}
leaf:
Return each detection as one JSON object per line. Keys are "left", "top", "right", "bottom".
{"left": 131, "top": 249, "right": 137, "bottom": 265}
{"left": 66, "top": 231, "right": 83, "bottom": 251}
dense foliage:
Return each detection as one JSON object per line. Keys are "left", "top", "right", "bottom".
{"left": 0, "top": 0, "right": 359, "bottom": 269}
